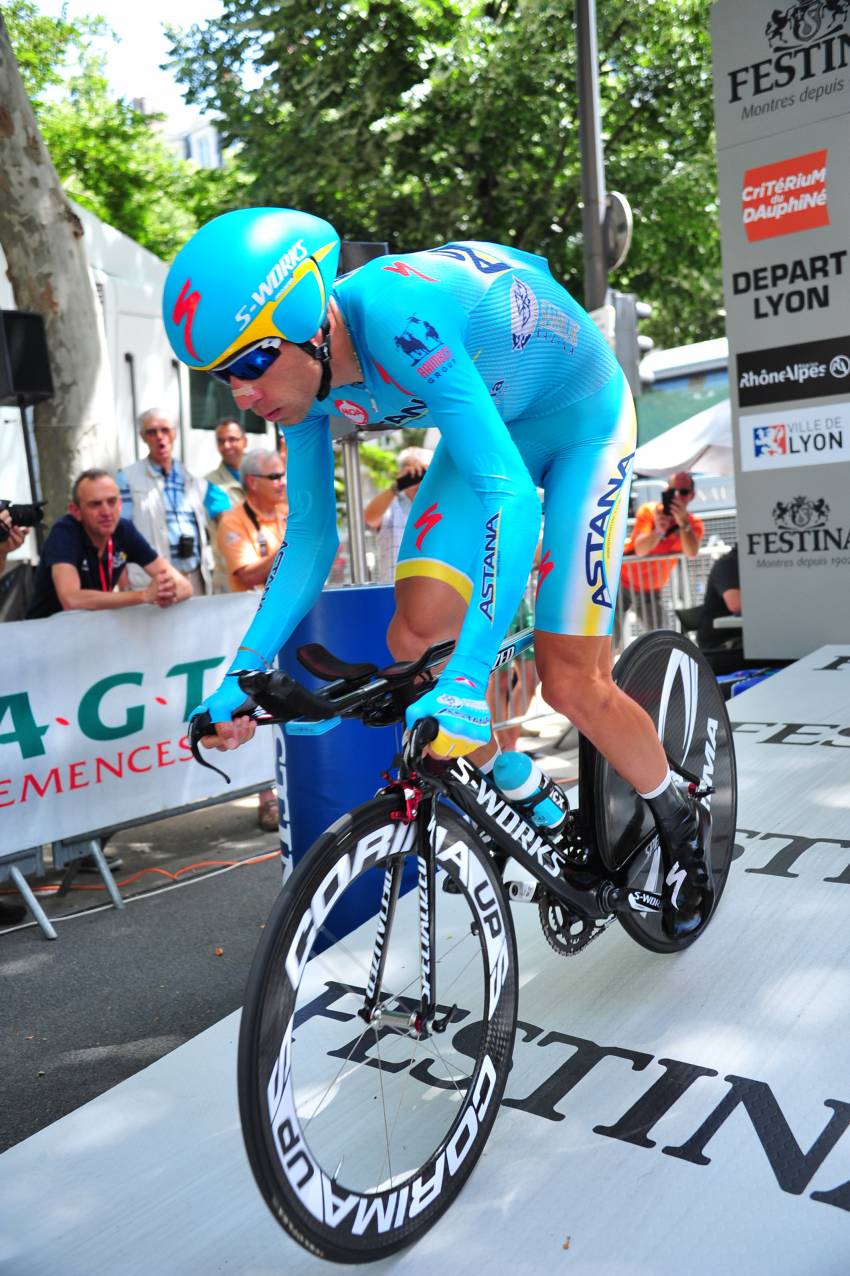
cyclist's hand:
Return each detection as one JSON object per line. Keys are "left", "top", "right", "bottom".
{"left": 405, "top": 675, "right": 491, "bottom": 758}
{"left": 199, "top": 717, "right": 257, "bottom": 752}
{"left": 190, "top": 680, "right": 256, "bottom": 752}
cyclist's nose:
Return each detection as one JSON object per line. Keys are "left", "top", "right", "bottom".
{"left": 231, "top": 379, "right": 262, "bottom": 406}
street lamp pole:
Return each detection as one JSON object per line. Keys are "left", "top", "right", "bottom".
{"left": 576, "top": 0, "right": 608, "bottom": 312}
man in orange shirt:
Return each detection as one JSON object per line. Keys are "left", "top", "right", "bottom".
{"left": 218, "top": 449, "right": 288, "bottom": 827}
{"left": 218, "top": 449, "right": 288, "bottom": 593}
{"left": 620, "top": 471, "right": 704, "bottom": 630}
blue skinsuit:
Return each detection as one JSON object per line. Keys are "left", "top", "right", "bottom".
{"left": 201, "top": 241, "right": 635, "bottom": 755}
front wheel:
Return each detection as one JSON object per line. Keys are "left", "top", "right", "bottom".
{"left": 238, "top": 795, "right": 518, "bottom": 1263}
{"left": 594, "top": 629, "right": 737, "bottom": 954}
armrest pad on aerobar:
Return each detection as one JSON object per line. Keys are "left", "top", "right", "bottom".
{"left": 296, "top": 643, "right": 378, "bottom": 684}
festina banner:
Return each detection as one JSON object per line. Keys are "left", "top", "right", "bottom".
{"left": 712, "top": 0, "right": 850, "bottom": 658}
{"left": 0, "top": 595, "right": 274, "bottom": 853}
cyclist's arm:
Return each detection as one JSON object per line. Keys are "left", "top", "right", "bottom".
{"left": 200, "top": 415, "right": 338, "bottom": 722}
{"left": 368, "top": 310, "right": 541, "bottom": 691}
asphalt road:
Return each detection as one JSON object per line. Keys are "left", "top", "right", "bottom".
{"left": 1, "top": 794, "right": 282, "bottom": 1152}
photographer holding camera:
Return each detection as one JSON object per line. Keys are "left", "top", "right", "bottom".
{"left": 116, "top": 408, "right": 229, "bottom": 596}
{"left": 364, "top": 446, "right": 432, "bottom": 584}
{"left": 0, "top": 503, "right": 30, "bottom": 570}
{"left": 619, "top": 471, "right": 704, "bottom": 632}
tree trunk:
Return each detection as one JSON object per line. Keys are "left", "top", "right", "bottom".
{"left": 0, "top": 12, "right": 116, "bottom": 518}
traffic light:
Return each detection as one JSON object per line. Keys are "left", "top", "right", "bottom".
{"left": 611, "top": 290, "right": 654, "bottom": 397}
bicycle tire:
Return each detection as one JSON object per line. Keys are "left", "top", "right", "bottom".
{"left": 596, "top": 630, "right": 737, "bottom": 954}
{"left": 238, "top": 794, "right": 518, "bottom": 1263}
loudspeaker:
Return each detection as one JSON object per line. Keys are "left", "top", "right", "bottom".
{"left": 0, "top": 310, "right": 54, "bottom": 407}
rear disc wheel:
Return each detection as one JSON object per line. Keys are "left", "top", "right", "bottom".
{"left": 596, "top": 630, "right": 737, "bottom": 954}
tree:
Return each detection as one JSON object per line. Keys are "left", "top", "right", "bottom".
{"left": 165, "top": 0, "right": 722, "bottom": 348}
{"left": 0, "top": 8, "right": 116, "bottom": 517}
{"left": 5, "top": 1, "right": 252, "bottom": 263}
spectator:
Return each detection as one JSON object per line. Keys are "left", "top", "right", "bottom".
{"left": 696, "top": 543, "right": 740, "bottom": 654}
{"left": 364, "top": 446, "right": 432, "bottom": 584}
{"left": 26, "top": 470, "right": 192, "bottom": 619}
{"left": 205, "top": 418, "right": 248, "bottom": 592}
{"left": 0, "top": 507, "right": 26, "bottom": 575}
{"left": 217, "top": 448, "right": 289, "bottom": 593}
{"left": 117, "top": 408, "right": 229, "bottom": 596}
{"left": 620, "top": 471, "right": 705, "bottom": 631}
{"left": 0, "top": 508, "right": 29, "bottom": 920}
{"left": 206, "top": 418, "right": 248, "bottom": 502}
{"left": 217, "top": 448, "right": 288, "bottom": 831}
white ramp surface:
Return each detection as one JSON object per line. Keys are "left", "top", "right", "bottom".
{"left": 3, "top": 647, "right": 850, "bottom": 1274}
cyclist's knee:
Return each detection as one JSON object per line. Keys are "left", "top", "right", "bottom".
{"left": 388, "top": 578, "right": 465, "bottom": 660}
{"left": 387, "top": 608, "right": 459, "bottom": 661}
{"left": 541, "top": 665, "right": 616, "bottom": 729}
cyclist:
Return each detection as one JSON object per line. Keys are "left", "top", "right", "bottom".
{"left": 163, "top": 207, "right": 711, "bottom": 939}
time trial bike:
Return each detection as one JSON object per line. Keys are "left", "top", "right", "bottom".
{"left": 190, "top": 626, "right": 736, "bottom": 1264}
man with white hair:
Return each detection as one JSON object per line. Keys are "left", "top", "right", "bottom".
{"left": 364, "top": 446, "right": 432, "bottom": 583}
{"left": 217, "top": 448, "right": 289, "bottom": 594}
{"left": 117, "top": 408, "right": 229, "bottom": 595}
{"left": 217, "top": 448, "right": 289, "bottom": 830}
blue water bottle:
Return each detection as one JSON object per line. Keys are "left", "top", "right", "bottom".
{"left": 492, "top": 751, "right": 569, "bottom": 835}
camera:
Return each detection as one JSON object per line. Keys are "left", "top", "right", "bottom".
{"left": 177, "top": 533, "right": 196, "bottom": 558}
{"left": 396, "top": 471, "right": 420, "bottom": 493}
{"left": 0, "top": 499, "right": 46, "bottom": 543}
{"left": 660, "top": 489, "right": 675, "bottom": 517}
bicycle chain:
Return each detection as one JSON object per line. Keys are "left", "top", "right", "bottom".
{"left": 538, "top": 895, "right": 614, "bottom": 957}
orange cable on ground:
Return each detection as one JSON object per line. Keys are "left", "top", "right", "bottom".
{"left": 0, "top": 851, "right": 279, "bottom": 896}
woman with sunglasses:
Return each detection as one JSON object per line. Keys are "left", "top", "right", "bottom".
{"left": 163, "top": 208, "right": 712, "bottom": 941}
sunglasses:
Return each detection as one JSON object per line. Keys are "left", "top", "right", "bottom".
{"left": 210, "top": 339, "right": 282, "bottom": 385}
{"left": 256, "top": 472, "right": 286, "bottom": 482}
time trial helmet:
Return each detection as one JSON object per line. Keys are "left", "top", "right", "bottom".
{"left": 163, "top": 207, "right": 341, "bottom": 372}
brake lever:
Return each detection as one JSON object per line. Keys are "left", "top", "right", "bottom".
{"left": 188, "top": 697, "right": 259, "bottom": 784}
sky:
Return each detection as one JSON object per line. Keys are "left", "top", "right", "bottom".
{"left": 38, "top": 0, "right": 223, "bottom": 132}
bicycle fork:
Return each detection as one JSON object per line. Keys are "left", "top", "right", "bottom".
{"left": 357, "top": 795, "right": 452, "bottom": 1040}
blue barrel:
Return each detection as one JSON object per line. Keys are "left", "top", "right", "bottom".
{"left": 273, "top": 584, "right": 411, "bottom": 945}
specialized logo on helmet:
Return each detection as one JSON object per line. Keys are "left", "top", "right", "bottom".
{"left": 235, "top": 238, "right": 309, "bottom": 331}
{"left": 172, "top": 279, "right": 201, "bottom": 361}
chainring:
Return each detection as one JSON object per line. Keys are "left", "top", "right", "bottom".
{"left": 538, "top": 895, "right": 614, "bottom": 957}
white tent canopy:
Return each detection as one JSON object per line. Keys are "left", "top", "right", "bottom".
{"left": 632, "top": 398, "right": 733, "bottom": 477}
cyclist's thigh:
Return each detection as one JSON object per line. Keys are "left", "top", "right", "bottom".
{"left": 395, "top": 439, "right": 481, "bottom": 608}
{"left": 532, "top": 370, "right": 636, "bottom": 637}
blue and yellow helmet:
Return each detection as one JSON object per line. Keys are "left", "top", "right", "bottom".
{"left": 162, "top": 207, "right": 341, "bottom": 371}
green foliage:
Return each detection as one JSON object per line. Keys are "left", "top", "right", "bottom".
{"left": 165, "top": 0, "right": 722, "bottom": 346}
{"left": 5, "top": 1, "right": 253, "bottom": 261}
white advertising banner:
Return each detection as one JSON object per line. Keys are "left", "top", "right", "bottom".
{"left": 712, "top": 0, "right": 850, "bottom": 658}
{"left": 0, "top": 594, "right": 274, "bottom": 854}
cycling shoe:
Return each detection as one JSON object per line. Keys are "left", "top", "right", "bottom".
{"left": 656, "top": 795, "right": 714, "bottom": 941}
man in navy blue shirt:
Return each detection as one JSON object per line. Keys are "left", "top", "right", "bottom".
{"left": 27, "top": 470, "right": 193, "bottom": 619}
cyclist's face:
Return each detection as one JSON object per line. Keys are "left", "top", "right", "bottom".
{"left": 229, "top": 340, "right": 322, "bottom": 427}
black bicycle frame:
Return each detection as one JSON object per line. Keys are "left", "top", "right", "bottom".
{"left": 423, "top": 754, "right": 660, "bottom": 922}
